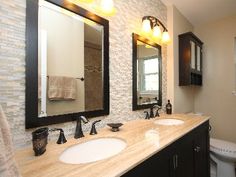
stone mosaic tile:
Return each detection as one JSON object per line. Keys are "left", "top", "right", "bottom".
{"left": 0, "top": 0, "right": 167, "bottom": 149}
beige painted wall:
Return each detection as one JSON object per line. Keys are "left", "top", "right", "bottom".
{"left": 194, "top": 15, "right": 236, "bottom": 143}
{"left": 167, "top": 5, "right": 195, "bottom": 113}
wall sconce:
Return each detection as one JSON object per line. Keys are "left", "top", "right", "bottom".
{"left": 141, "top": 16, "right": 170, "bottom": 44}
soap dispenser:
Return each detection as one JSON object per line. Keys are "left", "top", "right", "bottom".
{"left": 166, "top": 100, "right": 172, "bottom": 114}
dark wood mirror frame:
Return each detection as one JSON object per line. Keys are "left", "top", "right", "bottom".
{"left": 26, "top": 0, "right": 109, "bottom": 129}
{"left": 132, "top": 33, "right": 162, "bottom": 110}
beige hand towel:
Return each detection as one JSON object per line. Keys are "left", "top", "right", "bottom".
{"left": 63, "top": 76, "right": 77, "bottom": 100}
{"left": 48, "top": 76, "right": 64, "bottom": 100}
{"left": 48, "top": 76, "right": 77, "bottom": 100}
{"left": 0, "top": 105, "right": 21, "bottom": 177}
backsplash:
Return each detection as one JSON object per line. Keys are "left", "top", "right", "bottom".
{"left": 0, "top": 0, "right": 167, "bottom": 149}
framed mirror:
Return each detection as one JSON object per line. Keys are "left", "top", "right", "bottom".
{"left": 26, "top": 0, "right": 109, "bottom": 128}
{"left": 132, "top": 33, "right": 162, "bottom": 110}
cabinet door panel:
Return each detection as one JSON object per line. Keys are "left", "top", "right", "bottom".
{"left": 122, "top": 146, "right": 174, "bottom": 177}
{"left": 175, "top": 135, "right": 194, "bottom": 177}
{"left": 194, "top": 125, "right": 209, "bottom": 177}
{"left": 123, "top": 121, "right": 210, "bottom": 177}
{"left": 179, "top": 32, "right": 203, "bottom": 86}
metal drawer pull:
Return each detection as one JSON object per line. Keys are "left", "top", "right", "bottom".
{"left": 175, "top": 155, "right": 178, "bottom": 168}
{"left": 173, "top": 155, "right": 178, "bottom": 169}
{"left": 173, "top": 156, "right": 176, "bottom": 169}
{"left": 194, "top": 146, "right": 201, "bottom": 152}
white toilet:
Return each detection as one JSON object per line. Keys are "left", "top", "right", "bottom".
{"left": 210, "top": 138, "right": 236, "bottom": 177}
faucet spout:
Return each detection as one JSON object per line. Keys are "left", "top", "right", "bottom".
{"left": 74, "top": 116, "right": 89, "bottom": 139}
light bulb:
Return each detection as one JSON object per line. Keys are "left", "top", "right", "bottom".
{"left": 99, "top": 0, "right": 116, "bottom": 16}
{"left": 162, "top": 31, "right": 171, "bottom": 44}
{"left": 142, "top": 19, "right": 152, "bottom": 36}
{"left": 152, "top": 25, "right": 162, "bottom": 41}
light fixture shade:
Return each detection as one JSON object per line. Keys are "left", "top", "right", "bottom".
{"left": 152, "top": 25, "right": 162, "bottom": 41}
{"left": 141, "top": 19, "right": 152, "bottom": 36}
{"left": 99, "top": 0, "right": 116, "bottom": 16}
{"left": 162, "top": 31, "right": 171, "bottom": 44}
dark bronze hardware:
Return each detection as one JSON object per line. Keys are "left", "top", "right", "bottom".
{"left": 194, "top": 146, "right": 201, "bottom": 152}
{"left": 144, "top": 111, "right": 150, "bottom": 119}
{"left": 149, "top": 107, "right": 155, "bottom": 118}
{"left": 173, "top": 154, "right": 178, "bottom": 169}
{"left": 209, "top": 125, "right": 212, "bottom": 131}
{"left": 49, "top": 128, "right": 67, "bottom": 144}
{"left": 74, "top": 116, "right": 89, "bottom": 139}
{"left": 90, "top": 120, "right": 101, "bottom": 135}
{"left": 154, "top": 106, "right": 161, "bottom": 117}
{"left": 107, "top": 123, "right": 123, "bottom": 132}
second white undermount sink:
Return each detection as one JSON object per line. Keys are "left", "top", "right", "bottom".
{"left": 59, "top": 137, "right": 127, "bottom": 164}
{"left": 154, "top": 118, "right": 184, "bottom": 126}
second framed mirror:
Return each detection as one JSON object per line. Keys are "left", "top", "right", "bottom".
{"left": 132, "top": 33, "right": 162, "bottom": 110}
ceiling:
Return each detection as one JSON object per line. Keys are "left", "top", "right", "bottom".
{"left": 161, "top": 0, "right": 236, "bottom": 26}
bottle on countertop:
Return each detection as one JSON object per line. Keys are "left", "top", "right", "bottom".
{"left": 166, "top": 100, "right": 172, "bottom": 114}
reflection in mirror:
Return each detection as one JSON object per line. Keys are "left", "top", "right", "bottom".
{"left": 26, "top": 0, "right": 109, "bottom": 128}
{"left": 38, "top": 1, "right": 103, "bottom": 117}
{"left": 132, "top": 33, "right": 162, "bottom": 110}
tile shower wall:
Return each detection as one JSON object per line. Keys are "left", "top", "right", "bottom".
{"left": 0, "top": 0, "right": 167, "bottom": 149}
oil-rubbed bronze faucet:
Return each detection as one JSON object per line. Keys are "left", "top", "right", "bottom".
{"left": 144, "top": 105, "right": 162, "bottom": 119}
{"left": 74, "top": 116, "right": 89, "bottom": 139}
{"left": 149, "top": 106, "right": 155, "bottom": 118}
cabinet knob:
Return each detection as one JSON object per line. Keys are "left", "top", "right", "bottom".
{"left": 194, "top": 146, "right": 201, "bottom": 152}
{"left": 209, "top": 125, "right": 212, "bottom": 131}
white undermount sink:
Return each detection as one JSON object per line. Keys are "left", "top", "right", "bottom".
{"left": 154, "top": 118, "right": 184, "bottom": 126}
{"left": 59, "top": 137, "right": 127, "bottom": 164}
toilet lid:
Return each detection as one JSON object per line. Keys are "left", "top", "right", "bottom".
{"left": 210, "top": 138, "right": 236, "bottom": 156}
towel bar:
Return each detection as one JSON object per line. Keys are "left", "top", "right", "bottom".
{"left": 46, "top": 76, "right": 84, "bottom": 81}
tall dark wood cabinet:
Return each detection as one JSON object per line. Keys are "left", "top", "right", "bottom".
{"left": 179, "top": 32, "right": 203, "bottom": 86}
{"left": 122, "top": 121, "right": 210, "bottom": 177}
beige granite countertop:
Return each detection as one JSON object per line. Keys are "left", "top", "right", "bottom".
{"left": 15, "top": 114, "right": 210, "bottom": 177}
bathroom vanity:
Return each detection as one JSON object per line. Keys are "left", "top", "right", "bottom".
{"left": 123, "top": 119, "right": 209, "bottom": 177}
{"left": 15, "top": 114, "right": 210, "bottom": 177}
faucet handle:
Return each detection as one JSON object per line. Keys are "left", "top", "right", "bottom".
{"left": 144, "top": 111, "right": 150, "bottom": 119}
{"left": 90, "top": 120, "right": 101, "bottom": 135}
{"left": 155, "top": 106, "right": 161, "bottom": 117}
{"left": 49, "top": 128, "right": 67, "bottom": 144}
{"left": 149, "top": 106, "right": 155, "bottom": 118}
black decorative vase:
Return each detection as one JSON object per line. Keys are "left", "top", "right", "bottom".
{"left": 32, "top": 127, "right": 49, "bottom": 156}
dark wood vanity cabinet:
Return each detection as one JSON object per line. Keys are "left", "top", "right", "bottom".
{"left": 179, "top": 32, "right": 203, "bottom": 86}
{"left": 122, "top": 121, "right": 210, "bottom": 177}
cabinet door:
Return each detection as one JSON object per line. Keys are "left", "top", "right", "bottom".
{"left": 122, "top": 145, "right": 174, "bottom": 177}
{"left": 174, "top": 135, "right": 194, "bottom": 177}
{"left": 193, "top": 124, "right": 210, "bottom": 177}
